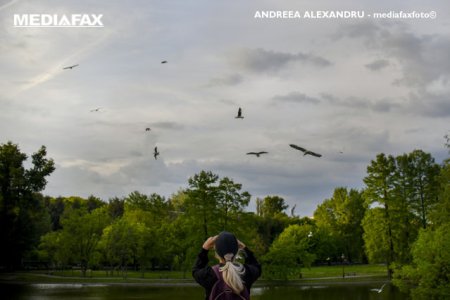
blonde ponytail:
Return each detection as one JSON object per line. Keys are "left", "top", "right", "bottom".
{"left": 219, "top": 253, "right": 245, "bottom": 294}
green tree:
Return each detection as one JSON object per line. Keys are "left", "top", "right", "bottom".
{"left": 256, "top": 195, "right": 288, "bottom": 218}
{"left": 107, "top": 197, "right": 125, "bottom": 219}
{"left": 393, "top": 140, "right": 450, "bottom": 298}
{"left": 362, "top": 208, "right": 391, "bottom": 264}
{"left": 0, "top": 142, "right": 54, "bottom": 269}
{"left": 405, "top": 150, "right": 440, "bottom": 229}
{"left": 263, "top": 224, "right": 316, "bottom": 280}
{"left": 393, "top": 223, "right": 450, "bottom": 299}
{"left": 363, "top": 153, "right": 397, "bottom": 278}
{"left": 58, "top": 207, "right": 110, "bottom": 276}
{"left": 430, "top": 157, "right": 450, "bottom": 226}
{"left": 216, "top": 177, "right": 250, "bottom": 230}
{"left": 313, "top": 187, "right": 367, "bottom": 262}
{"left": 99, "top": 216, "right": 150, "bottom": 277}
{"left": 45, "top": 197, "right": 66, "bottom": 231}
{"left": 185, "top": 171, "right": 220, "bottom": 240}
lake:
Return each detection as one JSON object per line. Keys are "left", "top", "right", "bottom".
{"left": 1, "top": 281, "right": 410, "bottom": 299}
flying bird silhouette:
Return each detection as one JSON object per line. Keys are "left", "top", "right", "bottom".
{"left": 235, "top": 107, "right": 244, "bottom": 119}
{"left": 90, "top": 108, "right": 101, "bottom": 112}
{"left": 289, "top": 144, "right": 322, "bottom": 157}
{"left": 63, "top": 64, "right": 79, "bottom": 70}
{"left": 246, "top": 151, "right": 268, "bottom": 157}
{"left": 161, "top": 60, "right": 167, "bottom": 64}
{"left": 145, "top": 127, "right": 151, "bottom": 131}
{"left": 154, "top": 147, "right": 160, "bottom": 160}
{"left": 370, "top": 283, "right": 386, "bottom": 293}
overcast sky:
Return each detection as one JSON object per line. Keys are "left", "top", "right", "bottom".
{"left": 1, "top": 0, "right": 449, "bottom": 216}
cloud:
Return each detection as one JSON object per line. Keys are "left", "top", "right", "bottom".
{"left": 272, "top": 92, "right": 400, "bottom": 113}
{"left": 337, "top": 22, "right": 450, "bottom": 88}
{"left": 230, "top": 48, "right": 331, "bottom": 73}
{"left": 272, "top": 92, "right": 321, "bottom": 104}
{"left": 206, "top": 73, "right": 244, "bottom": 87}
{"left": 150, "top": 121, "right": 184, "bottom": 130}
{"left": 408, "top": 91, "right": 450, "bottom": 118}
{"left": 0, "top": 0, "right": 19, "bottom": 11}
{"left": 365, "top": 59, "right": 390, "bottom": 71}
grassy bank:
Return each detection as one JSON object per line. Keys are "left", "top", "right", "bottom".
{"left": 0, "top": 264, "right": 388, "bottom": 285}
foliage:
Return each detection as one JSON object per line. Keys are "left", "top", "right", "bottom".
{"left": 42, "top": 206, "right": 110, "bottom": 276}
{"left": 362, "top": 150, "right": 440, "bottom": 277}
{"left": 256, "top": 195, "right": 288, "bottom": 218}
{"left": 262, "top": 224, "right": 316, "bottom": 280}
{"left": 313, "top": 187, "right": 367, "bottom": 262}
{"left": 393, "top": 223, "right": 450, "bottom": 299}
{"left": 185, "top": 171, "right": 220, "bottom": 240}
{"left": 0, "top": 141, "right": 54, "bottom": 269}
{"left": 392, "top": 144, "right": 450, "bottom": 298}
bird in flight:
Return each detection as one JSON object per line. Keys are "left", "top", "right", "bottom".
{"left": 370, "top": 284, "right": 386, "bottom": 293}
{"left": 90, "top": 108, "right": 101, "bottom": 112}
{"left": 154, "top": 147, "right": 160, "bottom": 160}
{"left": 289, "top": 144, "right": 322, "bottom": 157}
{"left": 63, "top": 64, "right": 79, "bottom": 70}
{"left": 235, "top": 107, "right": 244, "bottom": 119}
{"left": 161, "top": 60, "right": 167, "bottom": 64}
{"left": 246, "top": 151, "right": 268, "bottom": 157}
{"left": 145, "top": 127, "right": 151, "bottom": 131}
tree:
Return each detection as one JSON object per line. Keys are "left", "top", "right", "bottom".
{"left": 0, "top": 142, "right": 54, "bottom": 269}
{"left": 185, "top": 171, "right": 220, "bottom": 240}
{"left": 405, "top": 150, "right": 440, "bottom": 229}
{"left": 393, "top": 223, "right": 450, "bottom": 299}
{"left": 262, "top": 224, "right": 316, "bottom": 280}
{"left": 313, "top": 187, "right": 367, "bottom": 262}
{"left": 57, "top": 207, "right": 110, "bottom": 276}
{"left": 99, "top": 216, "right": 150, "bottom": 277}
{"left": 393, "top": 140, "right": 450, "bottom": 298}
{"left": 362, "top": 207, "right": 391, "bottom": 264}
{"left": 45, "top": 197, "right": 66, "bottom": 231}
{"left": 107, "top": 197, "right": 125, "bottom": 219}
{"left": 256, "top": 196, "right": 288, "bottom": 218}
{"left": 363, "top": 153, "right": 397, "bottom": 278}
{"left": 216, "top": 177, "right": 250, "bottom": 230}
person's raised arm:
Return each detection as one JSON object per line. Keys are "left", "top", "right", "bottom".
{"left": 192, "top": 236, "right": 218, "bottom": 287}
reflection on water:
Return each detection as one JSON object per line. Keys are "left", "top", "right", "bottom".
{"left": 1, "top": 282, "right": 410, "bottom": 300}
{"left": 32, "top": 283, "right": 107, "bottom": 289}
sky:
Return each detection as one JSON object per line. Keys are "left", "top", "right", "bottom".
{"left": 1, "top": 0, "right": 449, "bottom": 216}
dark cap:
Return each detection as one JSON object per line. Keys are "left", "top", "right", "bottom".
{"left": 215, "top": 231, "right": 238, "bottom": 258}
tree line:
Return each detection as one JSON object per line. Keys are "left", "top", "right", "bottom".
{"left": 0, "top": 140, "right": 448, "bottom": 298}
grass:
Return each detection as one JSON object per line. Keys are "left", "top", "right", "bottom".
{"left": 0, "top": 264, "right": 388, "bottom": 284}
{"left": 301, "top": 264, "right": 387, "bottom": 279}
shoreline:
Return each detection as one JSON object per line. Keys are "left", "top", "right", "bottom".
{"left": 0, "top": 273, "right": 389, "bottom": 287}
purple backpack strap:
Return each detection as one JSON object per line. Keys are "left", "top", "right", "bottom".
{"left": 212, "top": 265, "right": 221, "bottom": 279}
{"left": 209, "top": 265, "right": 249, "bottom": 300}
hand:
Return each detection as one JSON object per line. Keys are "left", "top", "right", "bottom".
{"left": 202, "top": 236, "right": 218, "bottom": 250}
{"left": 237, "top": 239, "right": 246, "bottom": 249}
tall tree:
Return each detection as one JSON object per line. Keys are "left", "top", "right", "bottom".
{"left": 363, "top": 153, "right": 397, "bottom": 278}
{"left": 216, "top": 177, "right": 250, "bottom": 230}
{"left": 262, "top": 224, "right": 316, "bottom": 280}
{"left": 393, "top": 137, "right": 450, "bottom": 298}
{"left": 405, "top": 150, "right": 440, "bottom": 229}
{"left": 186, "top": 171, "right": 219, "bottom": 240}
{"left": 313, "top": 187, "right": 367, "bottom": 262}
{"left": 58, "top": 207, "right": 110, "bottom": 276}
{"left": 0, "top": 142, "right": 54, "bottom": 269}
{"left": 256, "top": 196, "right": 288, "bottom": 218}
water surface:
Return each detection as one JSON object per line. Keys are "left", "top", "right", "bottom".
{"left": 1, "top": 282, "right": 410, "bottom": 299}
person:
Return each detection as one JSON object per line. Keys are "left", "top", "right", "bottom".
{"left": 192, "top": 231, "right": 261, "bottom": 300}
